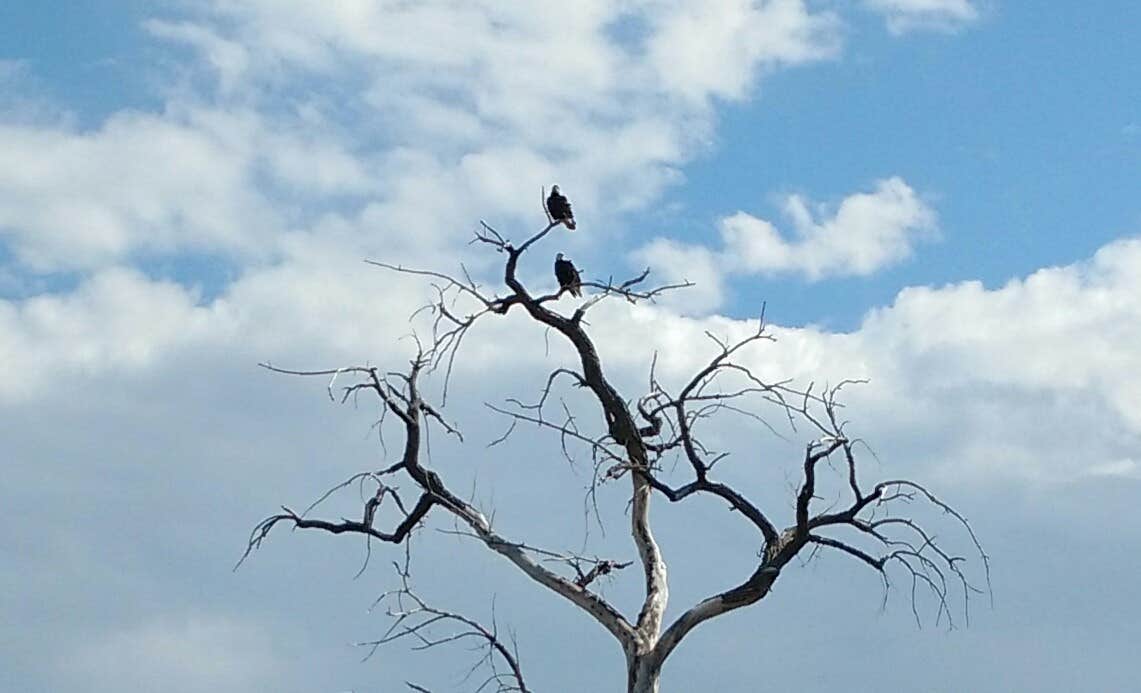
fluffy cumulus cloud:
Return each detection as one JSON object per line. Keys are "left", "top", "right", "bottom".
{"left": 645, "top": 0, "right": 841, "bottom": 102}
{"left": 0, "top": 0, "right": 851, "bottom": 396}
{"left": 0, "top": 269, "right": 217, "bottom": 400}
{"left": 0, "top": 0, "right": 847, "bottom": 278}
{"left": 865, "top": 0, "right": 980, "bottom": 34}
{"left": 852, "top": 238, "right": 1141, "bottom": 481}
{"left": 637, "top": 177, "right": 937, "bottom": 307}
{"left": 139, "top": 0, "right": 842, "bottom": 237}
{"left": 0, "top": 107, "right": 378, "bottom": 271}
{"left": 725, "top": 176, "right": 937, "bottom": 278}
{"left": 593, "top": 237, "right": 1141, "bottom": 484}
{"left": 635, "top": 238, "right": 726, "bottom": 313}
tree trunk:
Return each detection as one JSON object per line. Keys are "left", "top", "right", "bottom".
{"left": 628, "top": 654, "right": 661, "bottom": 693}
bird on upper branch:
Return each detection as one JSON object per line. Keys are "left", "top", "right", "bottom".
{"left": 547, "top": 185, "right": 576, "bottom": 230}
{"left": 554, "top": 253, "right": 582, "bottom": 297}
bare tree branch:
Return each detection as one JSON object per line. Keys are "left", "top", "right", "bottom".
{"left": 241, "top": 356, "right": 638, "bottom": 647}
{"left": 364, "top": 551, "right": 529, "bottom": 693}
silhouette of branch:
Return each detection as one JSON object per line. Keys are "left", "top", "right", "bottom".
{"left": 368, "top": 550, "right": 529, "bottom": 693}
{"left": 242, "top": 352, "right": 637, "bottom": 647}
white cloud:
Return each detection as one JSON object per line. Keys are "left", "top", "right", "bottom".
{"left": 858, "top": 238, "right": 1141, "bottom": 433}
{"left": 194, "top": 0, "right": 840, "bottom": 106}
{"left": 0, "top": 2, "right": 846, "bottom": 278}
{"left": 7, "top": 230, "right": 1130, "bottom": 487}
{"left": 637, "top": 177, "right": 936, "bottom": 304}
{"left": 634, "top": 238, "right": 725, "bottom": 314}
{"left": 0, "top": 105, "right": 387, "bottom": 271}
{"left": 148, "top": 0, "right": 842, "bottom": 231}
{"left": 596, "top": 237, "right": 1141, "bottom": 484}
{"left": 0, "top": 112, "right": 271, "bottom": 270}
{"left": 0, "top": 245, "right": 459, "bottom": 404}
{"left": 0, "top": 269, "right": 219, "bottom": 400}
{"left": 645, "top": 0, "right": 842, "bottom": 102}
{"left": 727, "top": 177, "right": 937, "bottom": 278}
{"left": 865, "top": 0, "right": 980, "bottom": 35}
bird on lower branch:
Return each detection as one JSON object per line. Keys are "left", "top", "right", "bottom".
{"left": 554, "top": 253, "right": 582, "bottom": 297}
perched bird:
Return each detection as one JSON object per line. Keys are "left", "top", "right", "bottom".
{"left": 547, "top": 185, "right": 577, "bottom": 230}
{"left": 554, "top": 253, "right": 582, "bottom": 297}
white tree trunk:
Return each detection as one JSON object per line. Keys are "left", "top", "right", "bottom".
{"left": 628, "top": 654, "right": 661, "bottom": 693}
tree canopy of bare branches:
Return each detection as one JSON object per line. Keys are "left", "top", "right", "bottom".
{"left": 240, "top": 200, "right": 990, "bottom": 693}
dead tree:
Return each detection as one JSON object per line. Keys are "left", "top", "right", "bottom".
{"left": 240, "top": 203, "right": 990, "bottom": 693}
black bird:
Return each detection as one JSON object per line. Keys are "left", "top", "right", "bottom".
{"left": 554, "top": 253, "right": 582, "bottom": 297}
{"left": 547, "top": 185, "right": 577, "bottom": 230}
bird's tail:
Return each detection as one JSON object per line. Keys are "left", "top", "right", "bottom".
{"left": 565, "top": 219, "right": 576, "bottom": 231}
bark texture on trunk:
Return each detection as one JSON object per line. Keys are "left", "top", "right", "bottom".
{"left": 628, "top": 653, "right": 661, "bottom": 693}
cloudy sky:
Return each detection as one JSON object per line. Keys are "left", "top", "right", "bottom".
{"left": 2, "top": 1, "right": 1139, "bottom": 691}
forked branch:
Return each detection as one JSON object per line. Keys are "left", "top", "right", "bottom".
{"left": 367, "top": 551, "right": 529, "bottom": 693}
{"left": 240, "top": 355, "right": 637, "bottom": 647}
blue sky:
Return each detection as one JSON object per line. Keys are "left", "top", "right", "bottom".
{"left": 2, "top": 2, "right": 1140, "bottom": 692}
{"left": 678, "top": 3, "right": 1141, "bottom": 327}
